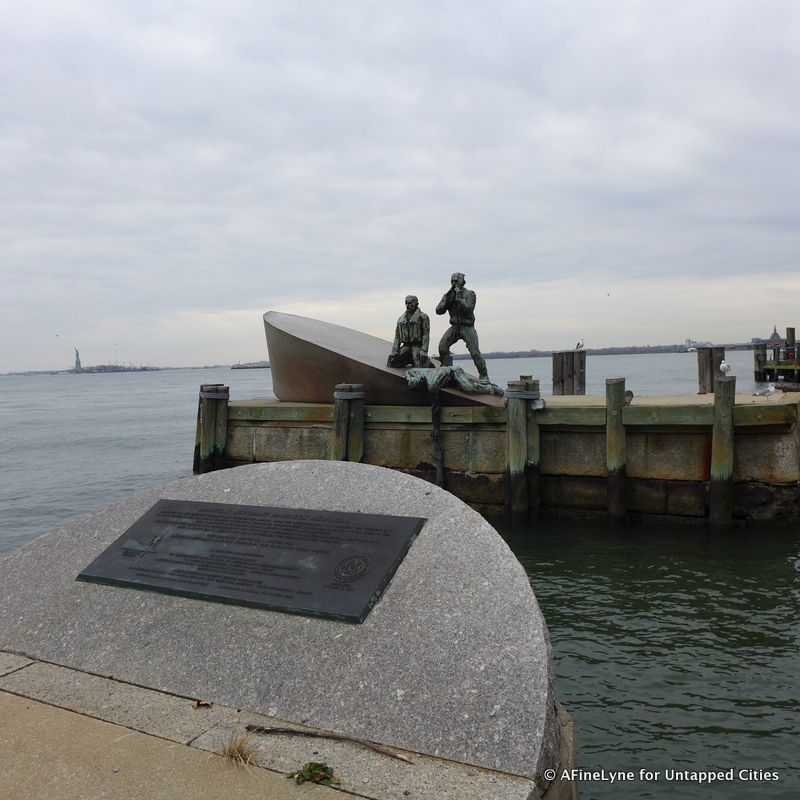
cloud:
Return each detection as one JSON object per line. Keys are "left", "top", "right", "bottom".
{"left": 2, "top": 1, "right": 800, "bottom": 371}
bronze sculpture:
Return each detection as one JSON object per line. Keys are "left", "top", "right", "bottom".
{"left": 265, "top": 311, "right": 503, "bottom": 407}
{"left": 387, "top": 295, "right": 431, "bottom": 368}
{"left": 435, "top": 273, "right": 489, "bottom": 381}
{"left": 405, "top": 366, "right": 503, "bottom": 397}
{"left": 406, "top": 365, "right": 502, "bottom": 487}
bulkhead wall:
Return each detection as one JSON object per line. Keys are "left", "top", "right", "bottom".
{"left": 222, "top": 397, "right": 800, "bottom": 524}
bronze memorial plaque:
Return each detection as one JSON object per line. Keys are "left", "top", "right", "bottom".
{"left": 77, "top": 500, "right": 426, "bottom": 623}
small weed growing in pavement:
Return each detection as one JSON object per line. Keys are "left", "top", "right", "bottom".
{"left": 287, "top": 761, "right": 340, "bottom": 786}
{"left": 220, "top": 730, "right": 257, "bottom": 767}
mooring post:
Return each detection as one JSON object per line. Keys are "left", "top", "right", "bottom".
{"left": 506, "top": 380, "right": 529, "bottom": 521}
{"left": 332, "top": 383, "right": 365, "bottom": 462}
{"left": 697, "top": 349, "right": 709, "bottom": 394}
{"left": 710, "top": 375, "right": 736, "bottom": 528}
{"left": 606, "top": 377, "right": 627, "bottom": 519}
{"left": 753, "top": 342, "right": 767, "bottom": 381}
{"left": 563, "top": 352, "right": 575, "bottom": 394}
{"left": 523, "top": 376, "right": 542, "bottom": 518}
{"left": 552, "top": 353, "right": 565, "bottom": 395}
{"left": 552, "top": 352, "right": 584, "bottom": 395}
{"left": 331, "top": 383, "right": 352, "bottom": 461}
{"left": 347, "top": 383, "right": 365, "bottom": 463}
{"left": 574, "top": 350, "right": 586, "bottom": 395}
{"left": 193, "top": 383, "right": 229, "bottom": 474}
{"left": 193, "top": 391, "right": 204, "bottom": 473}
{"left": 213, "top": 388, "right": 229, "bottom": 467}
{"left": 697, "top": 347, "right": 725, "bottom": 394}
{"left": 788, "top": 327, "right": 798, "bottom": 381}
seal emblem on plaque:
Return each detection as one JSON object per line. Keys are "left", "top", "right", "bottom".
{"left": 333, "top": 555, "right": 371, "bottom": 582}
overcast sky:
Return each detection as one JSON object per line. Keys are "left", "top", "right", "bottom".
{"left": 2, "top": 1, "right": 799, "bottom": 371}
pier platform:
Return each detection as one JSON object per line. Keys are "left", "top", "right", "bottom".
{"left": 199, "top": 388, "right": 799, "bottom": 526}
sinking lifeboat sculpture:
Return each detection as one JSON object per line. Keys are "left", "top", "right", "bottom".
{"left": 263, "top": 311, "right": 504, "bottom": 407}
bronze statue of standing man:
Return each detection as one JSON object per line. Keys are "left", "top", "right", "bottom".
{"left": 436, "top": 272, "right": 488, "bottom": 381}
{"left": 387, "top": 295, "right": 431, "bottom": 368}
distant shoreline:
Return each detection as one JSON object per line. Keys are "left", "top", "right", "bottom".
{"left": 231, "top": 361, "right": 270, "bottom": 369}
{"left": 5, "top": 345, "right": 755, "bottom": 376}
{"left": 4, "top": 365, "right": 226, "bottom": 377}
{"left": 455, "top": 342, "right": 754, "bottom": 360}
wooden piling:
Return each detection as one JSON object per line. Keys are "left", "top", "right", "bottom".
{"left": 506, "top": 381, "right": 528, "bottom": 520}
{"left": 347, "top": 384, "right": 365, "bottom": 463}
{"left": 213, "top": 391, "right": 228, "bottom": 461}
{"left": 552, "top": 354, "right": 565, "bottom": 396}
{"left": 697, "top": 347, "right": 725, "bottom": 394}
{"left": 193, "top": 384, "right": 229, "bottom": 474}
{"left": 709, "top": 375, "right": 736, "bottom": 528}
{"left": 523, "top": 376, "right": 542, "bottom": 518}
{"left": 332, "top": 384, "right": 351, "bottom": 461}
{"left": 574, "top": 351, "right": 586, "bottom": 395}
{"left": 552, "top": 352, "right": 585, "bottom": 395}
{"left": 606, "top": 377, "right": 626, "bottom": 519}
{"left": 193, "top": 391, "right": 204, "bottom": 473}
{"left": 563, "top": 353, "right": 575, "bottom": 395}
{"left": 753, "top": 342, "right": 767, "bottom": 381}
{"left": 332, "top": 383, "right": 365, "bottom": 462}
{"left": 505, "top": 377, "right": 545, "bottom": 520}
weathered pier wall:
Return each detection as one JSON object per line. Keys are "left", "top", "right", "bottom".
{"left": 196, "top": 384, "right": 800, "bottom": 526}
{"left": 754, "top": 326, "right": 800, "bottom": 383}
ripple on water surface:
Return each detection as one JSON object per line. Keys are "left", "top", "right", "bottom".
{"left": 498, "top": 520, "right": 800, "bottom": 800}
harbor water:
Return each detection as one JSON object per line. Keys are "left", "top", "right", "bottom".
{"left": 1, "top": 350, "right": 798, "bottom": 798}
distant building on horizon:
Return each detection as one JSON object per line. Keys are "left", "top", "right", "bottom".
{"left": 74, "top": 349, "right": 81, "bottom": 371}
{"left": 765, "top": 326, "right": 785, "bottom": 349}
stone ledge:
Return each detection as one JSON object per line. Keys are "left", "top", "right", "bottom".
{"left": 0, "top": 651, "right": 32, "bottom": 677}
{"left": 0, "top": 659, "right": 230, "bottom": 744}
{"left": 0, "top": 689, "right": 342, "bottom": 800}
{"left": 0, "top": 653, "right": 578, "bottom": 800}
